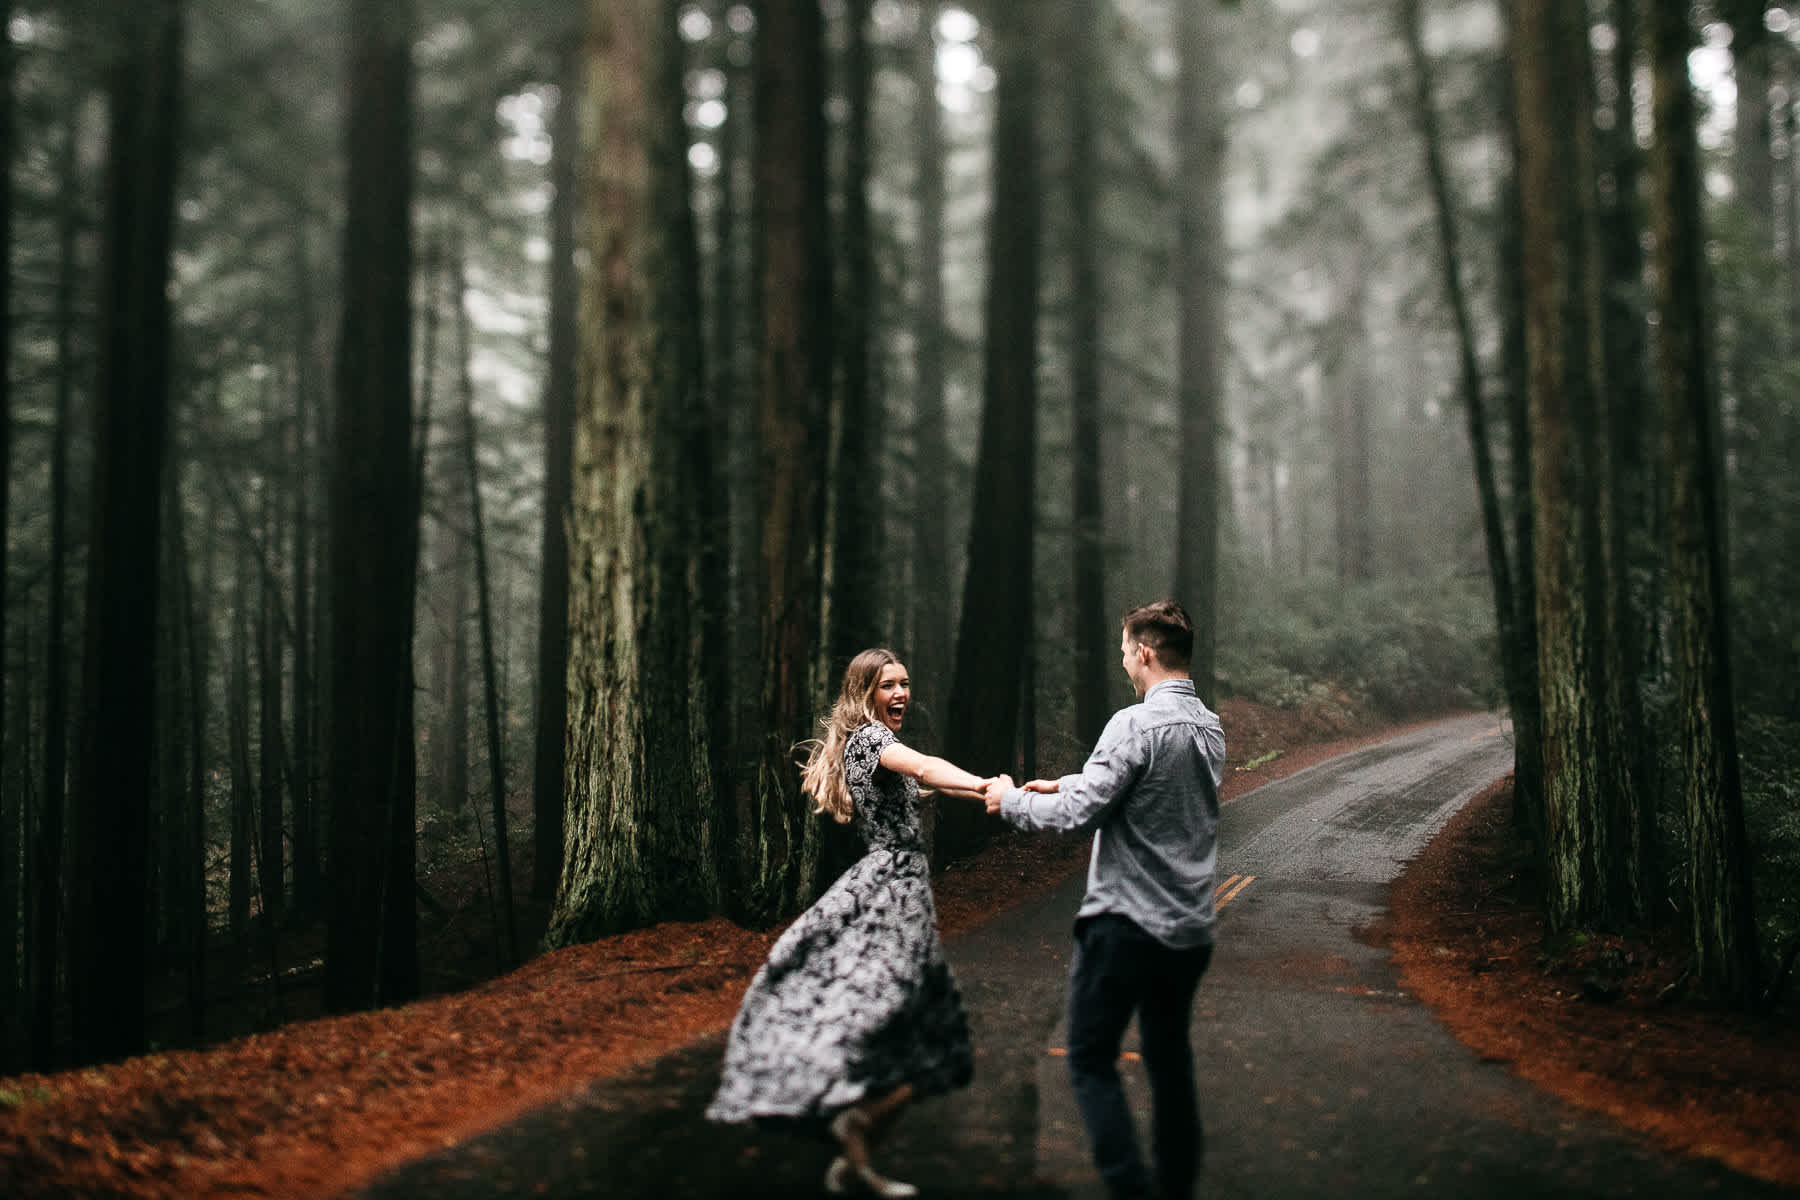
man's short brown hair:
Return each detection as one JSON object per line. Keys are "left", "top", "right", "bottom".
{"left": 1122, "top": 600, "right": 1194, "bottom": 668}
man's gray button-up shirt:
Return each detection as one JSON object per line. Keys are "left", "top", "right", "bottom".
{"left": 998, "top": 678, "right": 1225, "bottom": 949}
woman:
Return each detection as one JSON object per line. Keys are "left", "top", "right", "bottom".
{"left": 706, "top": 648, "right": 995, "bottom": 1197}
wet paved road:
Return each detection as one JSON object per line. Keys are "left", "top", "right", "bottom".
{"left": 359, "top": 713, "right": 1795, "bottom": 1199}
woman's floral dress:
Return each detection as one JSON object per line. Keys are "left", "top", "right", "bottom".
{"left": 705, "top": 723, "right": 973, "bottom": 1122}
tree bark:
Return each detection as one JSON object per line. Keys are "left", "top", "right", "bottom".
{"left": 453, "top": 242, "right": 517, "bottom": 967}
{"left": 1172, "top": 0, "right": 1228, "bottom": 697}
{"left": 0, "top": 0, "right": 12, "bottom": 1066}
{"left": 546, "top": 0, "right": 723, "bottom": 942}
{"left": 942, "top": 4, "right": 1041, "bottom": 859}
{"left": 1509, "top": 0, "right": 1641, "bottom": 931}
{"left": 229, "top": 553, "right": 255, "bottom": 943}
{"left": 324, "top": 0, "right": 419, "bottom": 1013}
{"left": 289, "top": 226, "right": 323, "bottom": 921}
{"left": 1401, "top": 0, "right": 1536, "bottom": 844}
{"left": 1644, "top": 0, "right": 1763, "bottom": 1006}
{"left": 909, "top": 2, "right": 953, "bottom": 724}
{"left": 257, "top": 449, "right": 286, "bottom": 931}
{"left": 1596, "top": 0, "right": 1658, "bottom": 919}
{"left": 828, "top": 0, "right": 882, "bottom": 674}
{"left": 1493, "top": 24, "right": 1544, "bottom": 848}
{"left": 68, "top": 0, "right": 184, "bottom": 1064}
{"left": 742, "top": 0, "right": 834, "bottom": 920}
{"left": 530, "top": 39, "right": 579, "bottom": 905}
{"left": 169, "top": 463, "right": 209, "bottom": 1040}
{"left": 30, "top": 107, "right": 82, "bottom": 1069}
{"left": 1065, "top": 0, "right": 1108, "bottom": 752}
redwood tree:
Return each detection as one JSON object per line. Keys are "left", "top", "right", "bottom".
{"left": 68, "top": 0, "right": 184, "bottom": 1063}
{"left": 742, "top": 0, "right": 834, "bottom": 919}
{"left": 324, "top": 0, "right": 420, "bottom": 1013}
{"left": 1172, "top": 0, "right": 1229, "bottom": 697}
{"left": 530, "top": 38, "right": 579, "bottom": 905}
{"left": 1064, "top": 0, "right": 1108, "bottom": 751}
{"left": 1509, "top": 0, "right": 1646, "bottom": 931}
{"left": 546, "top": 0, "right": 723, "bottom": 942}
{"left": 942, "top": 3, "right": 1041, "bottom": 858}
{"left": 1644, "top": 0, "right": 1762, "bottom": 1006}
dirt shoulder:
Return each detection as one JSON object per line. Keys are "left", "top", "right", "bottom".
{"left": 1380, "top": 778, "right": 1800, "bottom": 1190}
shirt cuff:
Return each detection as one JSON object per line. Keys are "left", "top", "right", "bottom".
{"left": 999, "top": 786, "right": 1029, "bottom": 826}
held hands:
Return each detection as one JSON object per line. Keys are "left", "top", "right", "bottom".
{"left": 982, "top": 775, "right": 1014, "bottom": 814}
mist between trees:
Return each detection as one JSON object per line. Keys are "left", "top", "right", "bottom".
{"left": 0, "top": 0, "right": 1794, "bottom": 1072}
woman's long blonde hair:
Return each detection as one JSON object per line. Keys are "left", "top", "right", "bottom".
{"left": 799, "top": 648, "right": 902, "bottom": 824}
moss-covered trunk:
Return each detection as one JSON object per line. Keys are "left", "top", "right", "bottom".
{"left": 547, "top": 0, "right": 722, "bottom": 945}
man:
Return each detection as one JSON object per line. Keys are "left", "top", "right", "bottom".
{"left": 984, "top": 600, "right": 1224, "bottom": 1200}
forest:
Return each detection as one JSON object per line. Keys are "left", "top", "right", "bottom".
{"left": 0, "top": 0, "right": 1793, "bottom": 1083}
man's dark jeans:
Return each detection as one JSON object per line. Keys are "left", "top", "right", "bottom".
{"left": 1066, "top": 913, "right": 1213, "bottom": 1200}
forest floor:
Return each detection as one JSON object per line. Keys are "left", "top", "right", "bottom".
{"left": 1, "top": 698, "right": 1795, "bottom": 1198}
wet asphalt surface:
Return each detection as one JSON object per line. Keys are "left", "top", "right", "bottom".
{"left": 356, "top": 714, "right": 1795, "bottom": 1199}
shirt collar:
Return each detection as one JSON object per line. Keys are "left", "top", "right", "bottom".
{"left": 1145, "top": 677, "right": 1196, "bottom": 700}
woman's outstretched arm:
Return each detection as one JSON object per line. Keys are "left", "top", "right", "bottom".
{"left": 877, "top": 741, "right": 996, "bottom": 800}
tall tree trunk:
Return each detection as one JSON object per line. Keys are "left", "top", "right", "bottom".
{"left": 1509, "top": 0, "right": 1640, "bottom": 931}
{"left": 1723, "top": 0, "right": 1774, "bottom": 246}
{"left": 1596, "top": 0, "right": 1658, "bottom": 919}
{"left": 1644, "top": 0, "right": 1762, "bottom": 1007}
{"left": 68, "top": 0, "right": 184, "bottom": 1065}
{"left": 1065, "top": 0, "right": 1108, "bottom": 752}
{"left": 324, "top": 0, "right": 419, "bottom": 1013}
{"left": 0, "top": 0, "right": 12, "bottom": 1066}
{"left": 453, "top": 243, "right": 517, "bottom": 967}
{"left": 942, "top": 5, "right": 1041, "bottom": 859}
{"left": 257, "top": 449, "right": 286, "bottom": 931}
{"left": 828, "top": 0, "right": 882, "bottom": 675}
{"left": 1331, "top": 260, "right": 1374, "bottom": 586}
{"left": 742, "top": 0, "right": 833, "bottom": 920}
{"left": 2, "top": 642, "right": 23, "bottom": 1068}
{"left": 169, "top": 463, "right": 208, "bottom": 1040}
{"left": 705, "top": 2, "right": 758, "bottom": 812}
{"left": 436, "top": 543, "right": 471, "bottom": 818}
{"left": 530, "top": 39, "right": 579, "bottom": 905}
{"left": 290, "top": 226, "right": 322, "bottom": 921}
{"left": 909, "top": 2, "right": 952, "bottom": 726}
{"left": 812, "top": 0, "right": 881, "bottom": 893}
{"left": 547, "top": 0, "right": 722, "bottom": 942}
{"left": 1788, "top": 87, "right": 1800, "bottom": 354}
{"left": 30, "top": 107, "right": 82, "bottom": 1070}
{"left": 229, "top": 552, "right": 255, "bottom": 943}
{"left": 1494, "top": 30, "right": 1544, "bottom": 847}
{"left": 705, "top": 0, "right": 753, "bottom": 790}
{"left": 1401, "top": 0, "right": 1534, "bottom": 840}
{"left": 1172, "top": 0, "right": 1228, "bottom": 697}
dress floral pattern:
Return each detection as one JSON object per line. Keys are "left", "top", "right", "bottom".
{"left": 705, "top": 723, "right": 974, "bottom": 1123}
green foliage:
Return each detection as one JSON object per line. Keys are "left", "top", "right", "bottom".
{"left": 1218, "top": 568, "right": 1500, "bottom": 718}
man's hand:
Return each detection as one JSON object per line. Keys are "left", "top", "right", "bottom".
{"left": 983, "top": 774, "right": 1014, "bottom": 814}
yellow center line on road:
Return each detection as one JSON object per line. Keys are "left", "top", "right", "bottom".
{"left": 1217, "top": 873, "right": 1255, "bottom": 907}
{"left": 1047, "top": 873, "right": 1255, "bottom": 1062}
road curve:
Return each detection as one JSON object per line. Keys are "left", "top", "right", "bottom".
{"left": 358, "top": 714, "right": 1793, "bottom": 1199}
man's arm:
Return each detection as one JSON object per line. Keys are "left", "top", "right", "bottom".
{"left": 989, "top": 716, "right": 1145, "bottom": 833}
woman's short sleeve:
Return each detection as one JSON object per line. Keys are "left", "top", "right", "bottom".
{"left": 843, "top": 723, "right": 897, "bottom": 792}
